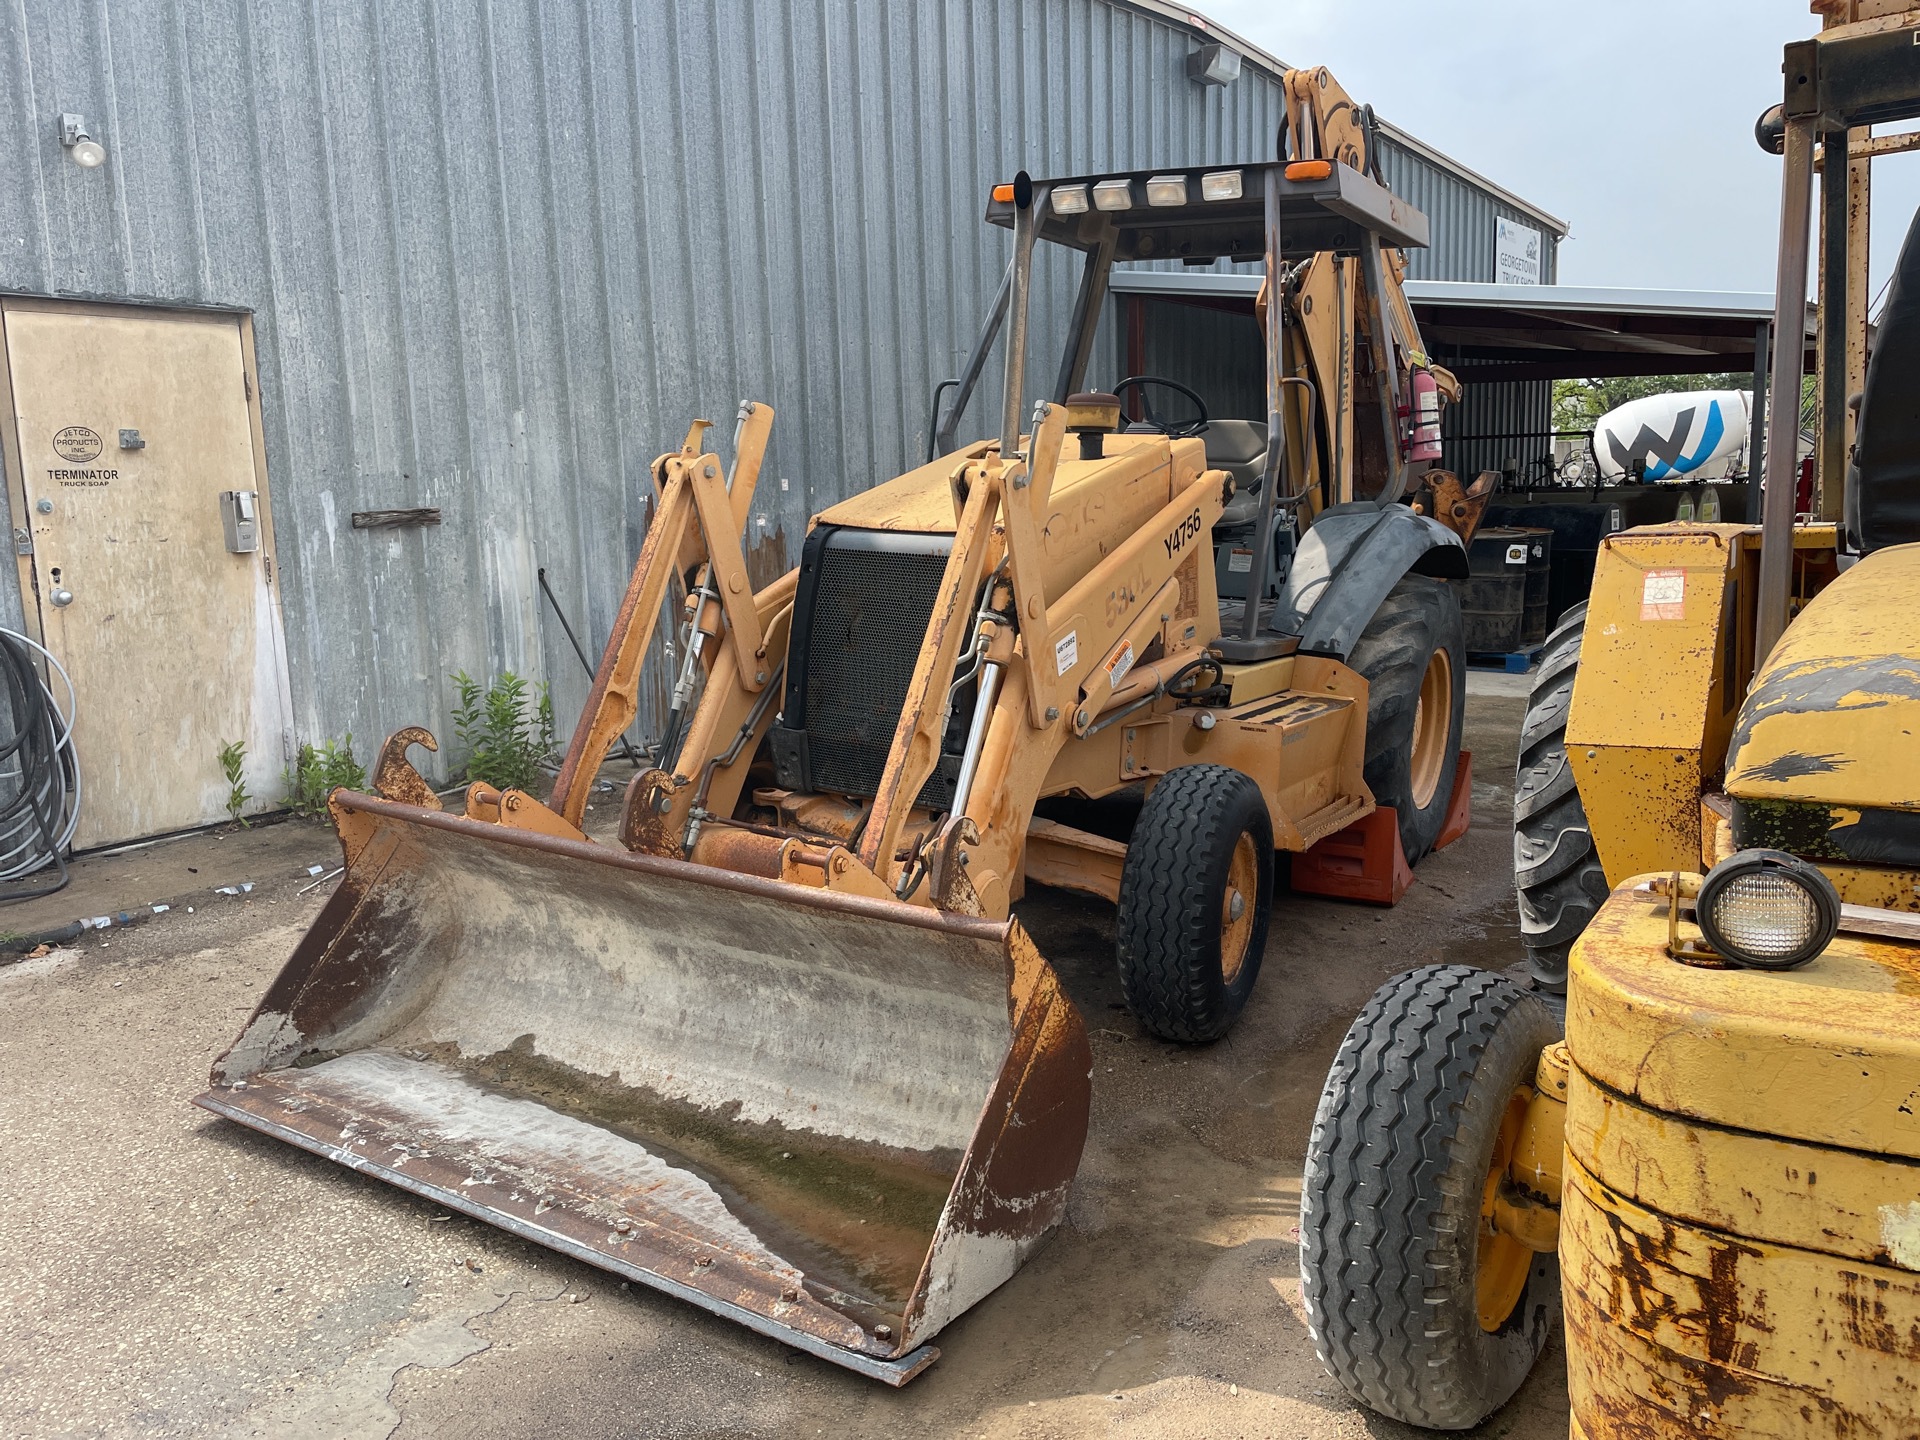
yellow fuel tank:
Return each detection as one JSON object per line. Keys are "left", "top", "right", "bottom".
{"left": 1561, "top": 880, "right": 1920, "bottom": 1438}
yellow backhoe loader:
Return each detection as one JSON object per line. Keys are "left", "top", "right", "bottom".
{"left": 201, "top": 69, "right": 1486, "bottom": 1383}
{"left": 1301, "top": 10, "right": 1920, "bottom": 1434}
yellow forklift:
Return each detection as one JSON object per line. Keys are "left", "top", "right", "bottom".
{"left": 1299, "top": 9, "right": 1920, "bottom": 1433}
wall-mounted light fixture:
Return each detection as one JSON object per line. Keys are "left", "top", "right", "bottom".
{"left": 59, "top": 113, "right": 106, "bottom": 168}
{"left": 1186, "top": 43, "right": 1241, "bottom": 89}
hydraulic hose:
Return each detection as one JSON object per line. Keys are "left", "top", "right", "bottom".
{"left": 0, "top": 628, "right": 79, "bottom": 900}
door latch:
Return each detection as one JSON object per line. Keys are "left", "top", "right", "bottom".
{"left": 12, "top": 528, "right": 30, "bottom": 556}
{"left": 220, "top": 490, "right": 260, "bottom": 553}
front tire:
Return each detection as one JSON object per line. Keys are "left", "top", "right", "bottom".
{"left": 1514, "top": 603, "right": 1609, "bottom": 992}
{"left": 1300, "top": 964, "right": 1561, "bottom": 1429}
{"left": 1349, "top": 577, "right": 1467, "bottom": 864}
{"left": 1116, "top": 764, "right": 1273, "bottom": 1043}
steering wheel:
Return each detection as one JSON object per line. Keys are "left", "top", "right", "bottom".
{"left": 1112, "top": 376, "right": 1210, "bottom": 439}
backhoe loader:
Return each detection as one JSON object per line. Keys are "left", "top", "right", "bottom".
{"left": 1301, "top": 10, "right": 1920, "bottom": 1434}
{"left": 201, "top": 67, "right": 1485, "bottom": 1383}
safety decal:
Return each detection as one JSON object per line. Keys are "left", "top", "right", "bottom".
{"left": 1054, "top": 630, "right": 1078, "bottom": 676}
{"left": 1640, "top": 569, "right": 1686, "bottom": 621}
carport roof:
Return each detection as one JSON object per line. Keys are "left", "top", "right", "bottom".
{"left": 1107, "top": 270, "right": 1816, "bottom": 381}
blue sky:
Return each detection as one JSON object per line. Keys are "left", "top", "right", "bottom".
{"left": 1197, "top": 0, "right": 1920, "bottom": 299}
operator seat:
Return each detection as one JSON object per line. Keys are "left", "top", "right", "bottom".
{"left": 1848, "top": 204, "right": 1920, "bottom": 554}
{"left": 1205, "top": 420, "right": 1272, "bottom": 525}
{"left": 1115, "top": 415, "right": 1272, "bottom": 521}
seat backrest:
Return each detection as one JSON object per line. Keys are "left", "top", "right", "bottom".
{"left": 1203, "top": 419, "right": 1269, "bottom": 467}
{"left": 1849, "top": 205, "right": 1920, "bottom": 554}
{"left": 1202, "top": 419, "right": 1270, "bottom": 493}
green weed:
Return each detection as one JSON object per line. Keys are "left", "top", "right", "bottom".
{"left": 450, "top": 670, "right": 556, "bottom": 794}
{"left": 219, "top": 739, "right": 250, "bottom": 826}
{"left": 282, "top": 736, "right": 368, "bottom": 819}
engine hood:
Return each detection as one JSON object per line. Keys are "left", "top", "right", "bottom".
{"left": 1726, "top": 544, "right": 1920, "bottom": 864}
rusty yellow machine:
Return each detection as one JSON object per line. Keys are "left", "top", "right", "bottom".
{"left": 199, "top": 69, "right": 1486, "bottom": 1383}
{"left": 1300, "top": 11, "right": 1920, "bottom": 1435}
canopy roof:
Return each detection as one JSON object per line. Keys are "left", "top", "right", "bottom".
{"left": 984, "top": 161, "right": 1428, "bottom": 265}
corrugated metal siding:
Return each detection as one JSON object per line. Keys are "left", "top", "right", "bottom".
{"left": 1, "top": 0, "right": 1295, "bottom": 757}
{"left": 1375, "top": 137, "right": 1560, "bottom": 285}
{"left": 1438, "top": 366, "right": 1555, "bottom": 484}
{"left": 1140, "top": 300, "right": 1264, "bottom": 419}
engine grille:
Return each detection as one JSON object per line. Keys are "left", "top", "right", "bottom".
{"left": 785, "top": 527, "right": 962, "bottom": 811}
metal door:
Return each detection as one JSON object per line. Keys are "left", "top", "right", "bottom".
{"left": 0, "top": 300, "right": 292, "bottom": 849}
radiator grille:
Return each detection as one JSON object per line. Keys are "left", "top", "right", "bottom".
{"left": 800, "top": 538, "right": 959, "bottom": 810}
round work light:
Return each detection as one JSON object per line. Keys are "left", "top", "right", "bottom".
{"left": 1695, "top": 849, "right": 1840, "bottom": 971}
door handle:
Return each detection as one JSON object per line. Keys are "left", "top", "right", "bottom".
{"left": 49, "top": 566, "right": 73, "bottom": 607}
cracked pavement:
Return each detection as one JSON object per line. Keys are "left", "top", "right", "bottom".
{"left": 0, "top": 677, "right": 1567, "bottom": 1438}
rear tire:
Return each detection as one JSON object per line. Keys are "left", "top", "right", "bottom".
{"left": 1300, "top": 964, "right": 1562, "bottom": 1430}
{"left": 1116, "top": 764, "right": 1273, "bottom": 1043}
{"left": 1513, "top": 603, "right": 1609, "bottom": 992}
{"left": 1349, "top": 576, "right": 1466, "bottom": 864}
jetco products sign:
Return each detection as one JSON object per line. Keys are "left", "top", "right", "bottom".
{"left": 1496, "top": 217, "right": 1542, "bottom": 285}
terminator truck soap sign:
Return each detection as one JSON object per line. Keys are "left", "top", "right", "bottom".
{"left": 48, "top": 426, "right": 116, "bottom": 487}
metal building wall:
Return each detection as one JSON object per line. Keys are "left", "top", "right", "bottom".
{"left": 1140, "top": 301, "right": 1265, "bottom": 420}
{"left": 1374, "top": 137, "right": 1561, "bottom": 285}
{"left": 1438, "top": 365, "right": 1556, "bottom": 483}
{"left": 0, "top": 0, "right": 1293, "bottom": 760}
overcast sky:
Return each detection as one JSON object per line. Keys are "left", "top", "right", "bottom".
{"left": 1198, "top": 0, "right": 1919, "bottom": 299}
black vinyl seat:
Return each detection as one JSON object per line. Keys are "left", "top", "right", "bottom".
{"left": 1849, "top": 205, "right": 1920, "bottom": 554}
{"left": 1204, "top": 420, "right": 1272, "bottom": 525}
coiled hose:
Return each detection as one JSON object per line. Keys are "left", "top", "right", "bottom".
{"left": 0, "top": 628, "right": 79, "bottom": 900}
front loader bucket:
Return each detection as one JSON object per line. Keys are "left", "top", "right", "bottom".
{"left": 196, "top": 794, "right": 1090, "bottom": 1384}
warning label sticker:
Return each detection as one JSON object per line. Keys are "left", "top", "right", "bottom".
{"left": 1105, "top": 641, "right": 1135, "bottom": 689}
{"left": 1227, "top": 548, "right": 1253, "bottom": 574}
{"left": 1641, "top": 569, "right": 1686, "bottom": 621}
{"left": 1054, "top": 630, "right": 1078, "bottom": 676}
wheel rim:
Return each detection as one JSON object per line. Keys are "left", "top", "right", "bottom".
{"left": 1219, "top": 832, "right": 1257, "bottom": 985}
{"left": 1409, "top": 648, "right": 1453, "bottom": 811}
{"left": 1477, "top": 1087, "right": 1533, "bottom": 1332}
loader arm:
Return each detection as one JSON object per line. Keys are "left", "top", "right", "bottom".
{"left": 550, "top": 404, "right": 775, "bottom": 827}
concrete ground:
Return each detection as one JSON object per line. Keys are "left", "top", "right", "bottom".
{"left": 0, "top": 673, "right": 1567, "bottom": 1440}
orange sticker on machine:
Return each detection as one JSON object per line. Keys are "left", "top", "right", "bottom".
{"left": 1640, "top": 569, "right": 1686, "bottom": 620}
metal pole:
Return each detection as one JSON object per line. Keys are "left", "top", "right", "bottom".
{"left": 1239, "top": 170, "right": 1288, "bottom": 641}
{"left": 1053, "top": 227, "right": 1118, "bottom": 402}
{"left": 1756, "top": 116, "right": 1816, "bottom": 674}
{"left": 1000, "top": 175, "right": 1044, "bottom": 461}
{"left": 937, "top": 260, "right": 1013, "bottom": 455}
{"left": 1744, "top": 319, "right": 1770, "bottom": 525}
{"left": 1816, "top": 126, "right": 1850, "bottom": 521}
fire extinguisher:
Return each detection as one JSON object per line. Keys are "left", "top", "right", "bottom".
{"left": 1407, "top": 368, "right": 1443, "bottom": 462}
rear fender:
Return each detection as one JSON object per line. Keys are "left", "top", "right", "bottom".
{"left": 1271, "top": 501, "right": 1469, "bottom": 660}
